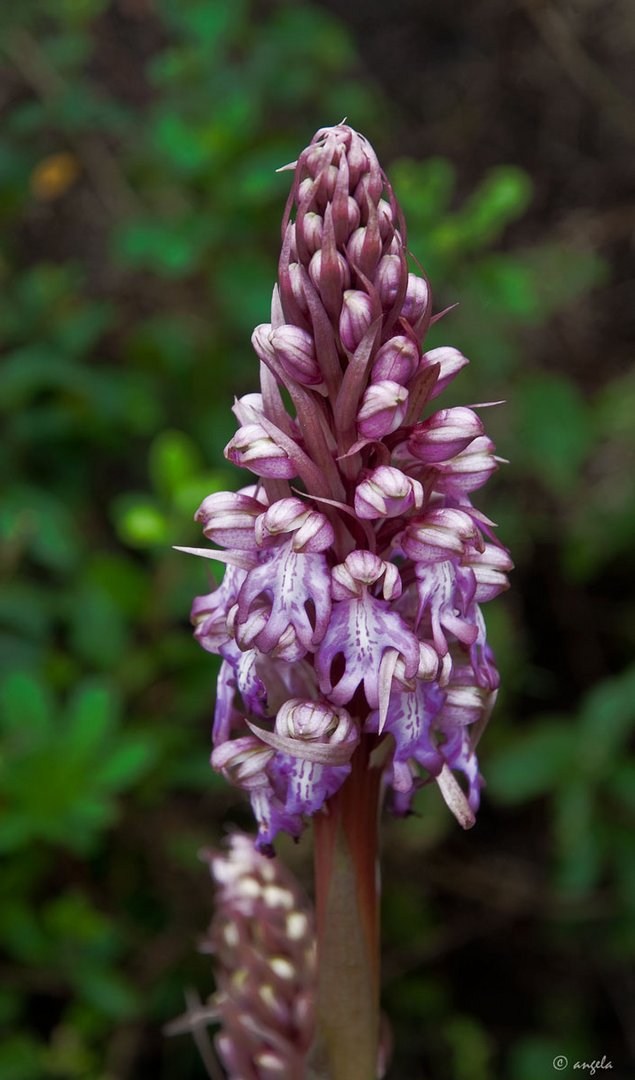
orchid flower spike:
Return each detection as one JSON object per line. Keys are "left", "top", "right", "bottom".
{"left": 181, "top": 123, "right": 511, "bottom": 848}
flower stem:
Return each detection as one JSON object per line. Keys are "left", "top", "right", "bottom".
{"left": 308, "top": 739, "right": 382, "bottom": 1080}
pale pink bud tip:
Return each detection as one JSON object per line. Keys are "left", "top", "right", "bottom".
{"left": 332, "top": 551, "right": 402, "bottom": 601}
{"left": 408, "top": 406, "right": 484, "bottom": 464}
{"left": 339, "top": 289, "right": 374, "bottom": 352}
{"left": 421, "top": 346, "right": 470, "bottom": 399}
{"left": 225, "top": 423, "right": 297, "bottom": 479}
{"left": 401, "top": 273, "right": 430, "bottom": 326}
{"left": 356, "top": 380, "right": 409, "bottom": 438}
{"left": 255, "top": 497, "right": 334, "bottom": 552}
{"left": 355, "top": 466, "right": 424, "bottom": 520}
{"left": 371, "top": 335, "right": 420, "bottom": 385}
{"left": 270, "top": 324, "right": 323, "bottom": 387}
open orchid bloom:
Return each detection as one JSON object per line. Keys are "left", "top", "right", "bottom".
{"left": 180, "top": 123, "right": 511, "bottom": 851}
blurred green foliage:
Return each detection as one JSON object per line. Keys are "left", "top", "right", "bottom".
{"left": 1, "top": 0, "right": 633, "bottom": 1077}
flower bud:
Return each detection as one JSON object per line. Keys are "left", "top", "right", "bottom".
{"left": 354, "top": 169, "right": 384, "bottom": 207}
{"left": 421, "top": 346, "right": 470, "bottom": 399}
{"left": 255, "top": 497, "right": 334, "bottom": 552}
{"left": 440, "top": 683, "right": 489, "bottom": 726}
{"left": 401, "top": 273, "right": 429, "bottom": 325}
{"left": 377, "top": 198, "right": 395, "bottom": 240}
{"left": 232, "top": 392, "right": 265, "bottom": 425}
{"left": 225, "top": 423, "right": 297, "bottom": 478}
{"left": 212, "top": 736, "right": 275, "bottom": 790}
{"left": 332, "top": 551, "right": 402, "bottom": 601}
{"left": 305, "top": 142, "right": 338, "bottom": 183}
{"left": 275, "top": 699, "right": 358, "bottom": 753}
{"left": 194, "top": 490, "right": 262, "bottom": 550}
{"left": 371, "top": 334, "right": 419, "bottom": 384}
{"left": 297, "top": 176, "right": 315, "bottom": 204}
{"left": 339, "top": 289, "right": 374, "bottom": 352}
{"left": 434, "top": 434, "right": 498, "bottom": 493}
{"left": 300, "top": 210, "right": 323, "bottom": 253}
{"left": 408, "top": 406, "right": 484, "bottom": 464}
{"left": 463, "top": 543, "right": 513, "bottom": 602}
{"left": 251, "top": 322, "right": 275, "bottom": 364}
{"left": 401, "top": 508, "right": 481, "bottom": 564}
{"left": 287, "top": 262, "right": 309, "bottom": 314}
{"left": 374, "top": 254, "right": 403, "bottom": 308}
{"left": 192, "top": 601, "right": 230, "bottom": 655}
{"left": 344, "top": 195, "right": 361, "bottom": 236}
{"left": 184, "top": 833, "right": 316, "bottom": 1078}
{"left": 387, "top": 230, "right": 404, "bottom": 255}
{"left": 354, "top": 466, "right": 424, "bottom": 520}
{"left": 270, "top": 324, "right": 323, "bottom": 387}
{"left": 309, "top": 164, "right": 339, "bottom": 203}
{"left": 308, "top": 248, "right": 350, "bottom": 294}
{"left": 346, "top": 224, "right": 383, "bottom": 277}
{"left": 345, "top": 131, "right": 378, "bottom": 188}
{"left": 356, "top": 380, "right": 409, "bottom": 439}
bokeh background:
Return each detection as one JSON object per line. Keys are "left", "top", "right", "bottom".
{"left": 2, "top": 1, "right": 634, "bottom": 1077}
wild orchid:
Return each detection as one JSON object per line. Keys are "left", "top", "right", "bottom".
{"left": 179, "top": 122, "right": 511, "bottom": 1078}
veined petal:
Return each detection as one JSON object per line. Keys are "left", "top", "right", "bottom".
{"left": 316, "top": 592, "right": 420, "bottom": 708}
{"left": 236, "top": 542, "right": 331, "bottom": 657}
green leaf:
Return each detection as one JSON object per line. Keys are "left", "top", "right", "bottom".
{"left": 486, "top": 721, "right": 574, "bottom": 803}
{"left": 0, "top": 671, "right": 53, "bottom": 741}
{"left": 95, "top": 736, "right": 155, "bottom": 790}
{"left": 576, "top": 666, "right": 635, "bottom": 776}
{"left": 111, "top": 496, "right": 171, "bottom": 549}
{"left": 553, "top": 782, "right": 601, "bottom": 895}
{"left": 149, "top": 429, "right": 201, "bottom": 499}
{"left": 66, "top": 682, "right": 118, "bottom": 755}
{"left": 516, "top": 372, "right": 594, "bottom": 495}
{"left": 459, "top": 166, "right": 532, "bottom": 248}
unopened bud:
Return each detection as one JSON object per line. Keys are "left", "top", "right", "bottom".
{"left": 332, "top": 551, "right": 402, "bottom": 601}
{"left": 401, "top": 273, "right": 429, "bottom": 325}
{"left": 300, "top": 211, "right": 323, "bottom": 253}
{"left": 251, "top": 322, "right": 275, "bottom": 364}
{"left": 255, "top": 497, "right": 334, "bottom": 552}
{"left": 374, "top": 254, "right": 404, "bottom": 308}
{"left": 286, "top": 262, "right": 309, "bottom": 315}
{"left": 463, "top": 543, "right": 513, "bottom": 602}
{"left": 232, "top": 393, "right": 265, "bottom": 425}
{"left": 225, "top": 423, "right": 297, "bottom": 478}
{"left": 377, "top": 198, "right": 395, "bottom": 240}
{"left": 212, "top": 736, "right": 275, "bottom": 790}
{"left": 421, "top": 346, "right": 470, "bottom": 399}
{"left": 308, "top": 248, "right": 350, "bottom": 294}
{"left": 354, "top": 169, "right": 384, "bottom": 206}
{"left": 344, "top": 195, "right": 361, "bottom": 235}
{"left": 275, "top": 698, "right": 357, "bottom": 751}
{"left": 354, "top": 466, "right": 424, "bottom": 520}
{"left": 408, "top": 407, "right": 484, "bottom": 464}
{"left": 434, "top": 434, "right": 498, "bottom": 493}
{"left": 441, "top": 683, "right": 489, "bottom": 726}
{"left": 270, "top": 324, "right": 323, "bottom": 387}
{"left": 371, "top": 334, "right": 419, "bottom": 384}
{"left": 347, "top": 224, "right": 383, "bottom": 277}
{"left": 339, "top": 289, "right": 374, "bottom": 352}
{"left": 401, "top": 508, "right": 481, "bottom": 564}
{"left": 194, "top": 491, "right": 262, "bottom": 550}
{"left": 356, "top": 379, "right": 409, "bottom": 438}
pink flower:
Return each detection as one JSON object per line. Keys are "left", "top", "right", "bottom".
{"left": 181, "top": 123, "right": 511, "bottom": 848}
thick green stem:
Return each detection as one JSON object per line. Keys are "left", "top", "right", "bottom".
{"left": 308, "top": 741, "right": 382, "bottom": 1080}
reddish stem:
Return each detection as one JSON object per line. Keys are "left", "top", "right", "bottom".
{"left": 309, "top": 739, "right": 383, "bottom": 1079}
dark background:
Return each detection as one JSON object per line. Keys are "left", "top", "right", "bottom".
{"left": 1, "top": 1, "right": 634, "bottom": 1077}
